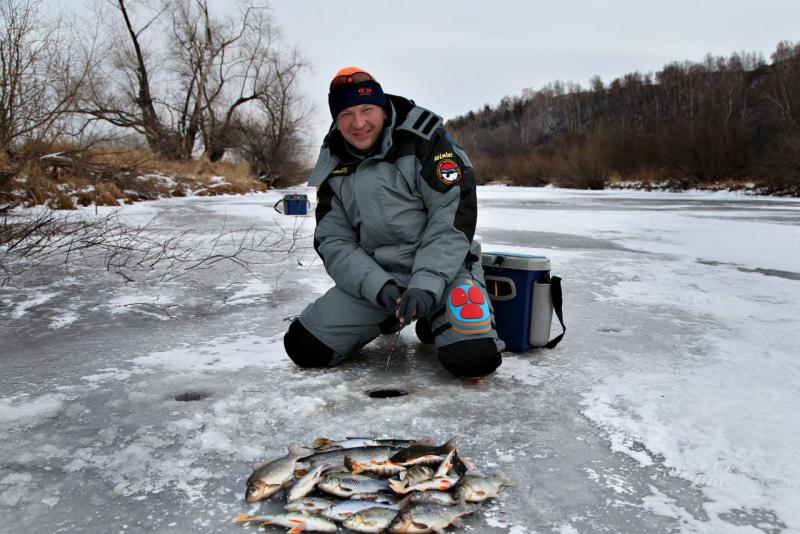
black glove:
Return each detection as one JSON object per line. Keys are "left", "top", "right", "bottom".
{"left": 398, "top": 288, "right": 434, "bottom": 324}
{"left": 377, "top": 282, "right": 402, "bottom": 312}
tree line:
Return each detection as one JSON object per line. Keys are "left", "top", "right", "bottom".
{"left": 448, "top": 41, "right": 800, "bottom": 195}
{"left": 0, "top": 0, "right": 310, "bottom": 189}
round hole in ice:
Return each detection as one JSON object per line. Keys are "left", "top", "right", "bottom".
{"left": 174, "top": 391, "right": 211, "bottom": 402}
{"left": 366, "top": 388, "right": 409, "bottom": 399}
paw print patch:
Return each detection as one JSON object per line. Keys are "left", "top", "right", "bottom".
{"left": 446, "top": 282, "right": 492, "bottom": 335}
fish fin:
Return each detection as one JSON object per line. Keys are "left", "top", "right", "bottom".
{"left": 251, "top": 461, "right": 268, "bottom": 470}
{"left": 288, "top": 443, "right": 312, "bottom": 458}
{"left": 396, "top": 495, "right": 413, "bottom": 508}
{"left": 494, "top": 468, "right": 514, "bottom": 486}
{"left": 388, "top": 478, "right": 408, "bottom": 494}
{"left": 312, "top": 437, "right": 334, "bottom": 449}
{"left": 457, "top": 496, "right": 477, "bottom": 515}
{"left": 413, "top": 521, "right": 431, "bottom": 531}
{"left": 442, "top": 436, "right": 458, "bottom": 453}
{"left": 288, "top": 528, "right": 303, "bottom": 534}
{"left": 454, "top": 451, "right": 478, "bottom": 475}
{"left": 343, "top": 454, "right": 360, "bottom": 472}
{"left": 435, "top": 449, "right": 456, "bottom": 477}
{"left": 232, "top": 514, "right": 253, "bottom": 524}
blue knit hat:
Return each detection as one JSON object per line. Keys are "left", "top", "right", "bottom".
{"left": 328, "top": 67, "right": 387, "bottom": 120}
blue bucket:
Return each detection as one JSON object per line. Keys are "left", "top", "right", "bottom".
{"left": 274, "top": 194, "right": 310, "bottom": 215}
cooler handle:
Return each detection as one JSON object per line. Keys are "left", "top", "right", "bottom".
{"left": 544, "top": 276, "right": 565, "bottom": 349}
{"left": 485, "top": 275, "right": 516, "bottom": 301}
{"left": 274, "top": 199, "right": 284, "bottom": 213}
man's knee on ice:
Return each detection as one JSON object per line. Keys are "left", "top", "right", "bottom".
{"left": 284, "top": 319, "right": 335, "bottom": 368}
{"left": 437, "top": 338, "right": 502, "bottom": 378}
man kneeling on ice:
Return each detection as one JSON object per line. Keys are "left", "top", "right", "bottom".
{"left": 283, "top": 67, "right": 504, "bottom": 381}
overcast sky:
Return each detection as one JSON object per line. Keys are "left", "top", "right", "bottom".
{"left": 266, "top": 0, "right": 799, "bottom": 142}
{"left": 44, "top": 0, "right": 800, "bottom": 145}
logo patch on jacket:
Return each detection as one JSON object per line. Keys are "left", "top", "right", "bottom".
{"left": 436, "top": 158, "right": 461, "bottom": 186}
{"left": 330, "top": 165, "right": 353, "bottom": 177}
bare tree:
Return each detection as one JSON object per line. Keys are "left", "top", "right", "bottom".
{"left": 79, "top": 0, "right": 304, "bottom": 163}
{"left": 171, "top": 0, "right": 306, "bottom": 163}
{"left": 0, "top": 0, "right": 90, "bottom": 159}
{"left": 235, "top": 50, "right": 312, "bottom": 181}
{"left": 77, "top": 0, "right": 189, "bottom": 159}
{"left": 763, "top": 40, "right": 800, "bottom": 131}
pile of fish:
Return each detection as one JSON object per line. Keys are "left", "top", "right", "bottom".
{"left": 234, "top": 436, "right": 511, "bottom": 533}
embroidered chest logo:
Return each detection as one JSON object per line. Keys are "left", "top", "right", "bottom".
{"left": 435, "top": 158, "right": 461, "bottom": 185}
{"left": 330, "top": 165, "right": 352, "bottom": 177}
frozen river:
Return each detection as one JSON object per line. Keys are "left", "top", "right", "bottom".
{"left": 1, "top": 186, "right": 799, "bottom": 533}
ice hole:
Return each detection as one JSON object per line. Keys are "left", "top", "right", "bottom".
{"left": 174, "top": 391, "right": 211, "bottom": 402}
{"left": 366, "top": 388, "right": 409, "bottom": 399}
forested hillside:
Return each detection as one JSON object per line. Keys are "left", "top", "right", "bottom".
{"left": 448, "top": 41, "right": 800, "bottom": 195}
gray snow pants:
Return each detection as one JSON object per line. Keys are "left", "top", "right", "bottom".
{"left": 295, "top": 261, "right": 505, "bottom": 363}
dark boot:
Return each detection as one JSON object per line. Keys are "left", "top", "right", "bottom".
{"left": 437, "top": 338, "right": 502, "bottom": 378}
{"left": 283, "top": 319, "right": 335, "bottom": 368}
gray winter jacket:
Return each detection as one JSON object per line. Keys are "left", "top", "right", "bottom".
{"left": 307, "top": 94, "right": 481, "bottom": 306}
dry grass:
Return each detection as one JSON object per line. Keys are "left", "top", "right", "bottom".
{"left": 1, "top": 148, "right": 270, "bottom": 210}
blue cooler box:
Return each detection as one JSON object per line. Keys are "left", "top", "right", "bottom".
{"left": 482, "top": 252, "right": 551, "bottom": 352}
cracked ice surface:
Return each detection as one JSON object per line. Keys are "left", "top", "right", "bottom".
{"left": 1, "top": 187, "right": 799, "bottom": 533}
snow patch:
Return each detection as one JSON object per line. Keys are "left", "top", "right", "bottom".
{"left": 10, "top": 291, "right": 59, "bottom": 319}
{"left": 101, "top": 292, "right": 176, "bottom": 320}
{"left": 131, "top": 333, "right": 285, "bottom": 372}
{"left": 50, "top": 310, "right": 79, "bottom": 329}
{"left": 82, "top": 367, "right": 134, "bottom": 386}
{"left": 219, "top": 278, "right": 275, "bottom": 305}
{"left": 0, "top": 472, "right": 33, "bottom": 507}
{"left": 494, "top": 356, "right": 550, "bottom": 386}
{"left": 0, "top": 394, "right": 64, "bottom": 428}
{"left": 208, "top": 175, "right": 229, "bottom": 186}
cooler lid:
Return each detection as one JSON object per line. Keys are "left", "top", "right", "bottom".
{"left": 482, "top": 251, "right": 550, "bottom": 271}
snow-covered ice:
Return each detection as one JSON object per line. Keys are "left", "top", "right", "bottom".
{"left": 1, "top": 186, "right": 798, "bottom": 533}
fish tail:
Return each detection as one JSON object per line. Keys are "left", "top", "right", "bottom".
{"left": 456, "top": 494, "right": 470, "bottom": 512}
{"left": 442, "top": 436, "right": 458, "bottom": 453}
{"left": 232, "top": 514, "right": 254, "bottom": 524}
